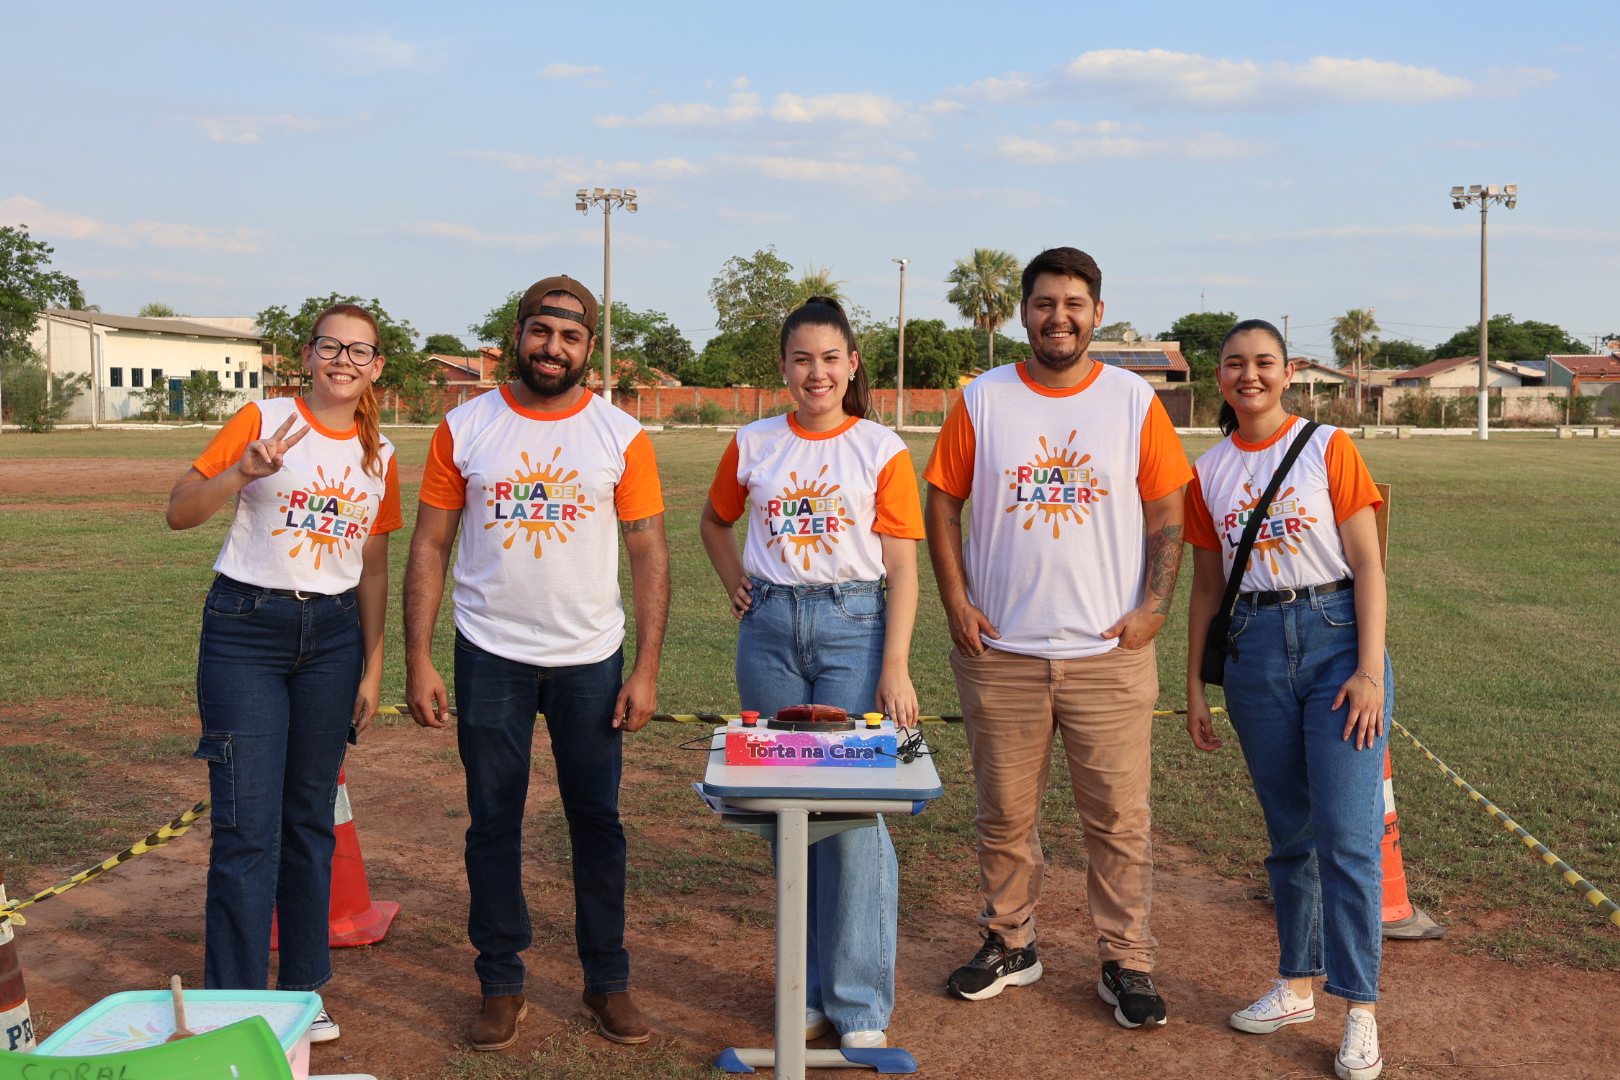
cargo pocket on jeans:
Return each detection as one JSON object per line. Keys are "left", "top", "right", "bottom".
{"left": 193, "top": 733, "right": 236, "bottom": 828}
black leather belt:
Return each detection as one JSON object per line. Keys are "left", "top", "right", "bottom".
{"left": 1239, "top": 577, "right": 1354, "bottom": 606}
{"left": 216, "top": 574, "right": 350, "bottom": 601}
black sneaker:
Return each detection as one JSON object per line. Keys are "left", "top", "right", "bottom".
{"left": 1098, "top": 961, "right": 1168, "bottom": 1028}
{"left": 946, "top": 932, "right": 1043, "bottom": 1001}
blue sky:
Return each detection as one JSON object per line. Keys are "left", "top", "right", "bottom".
{"left": 4, "top": 0, "right": 1614, "bottom": 362}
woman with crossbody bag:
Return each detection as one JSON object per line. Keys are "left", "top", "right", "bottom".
{"left": 1183, "top": 319, "right": 1392, "bottom": 1080}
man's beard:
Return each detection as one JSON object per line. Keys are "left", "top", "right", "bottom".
{"left": 518, "top": 349, "right": 586, "bottom": 398}
{"left": 1031, "top": 327, "right": 1091, "bottom": 372}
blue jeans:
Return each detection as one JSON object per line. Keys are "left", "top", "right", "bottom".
{"left": 737, "top": 577, "right": 899, "bottom": 1036}
{"left": 193, "top": 575, "right": 359, "bottom": 991}
{"left": 453, "top": 633, "right": 629, "bottom": 997}
{"left": 1222, "top": 585, "right": 1392, "bottom": 1004}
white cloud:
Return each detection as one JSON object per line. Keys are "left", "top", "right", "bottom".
{"left": 986, "top": 129, "right": 1260, "bottom": 163}
{"left": 541, "top": 63, "right": 605, "bottom": 80}
{"left": 596, "top": 92, "right": 762, "bottom": 129}
{"left": 453, "top": 152, "right": 699, "bottom": 187}
{"left": 178, "top": 113, "right": 369, "bottom": 145}
{"left": 771, "top": 92, "right": 910, "bottom": 127}
{"left": 736, "top": 155, "right": 914, "bottom": 192}
{"left": 0, "top": 196, "right": 266, "bottom": 253}
{"left": 1057, "top": 49, "right": 1554, "bottom": 110}
{"left": 950, "top": 72, "right": 1039, "bottom": 104}
{"left": 704, "top": 76, "right": 752, "bottom": 90}
{"left": 399, "top": 221, "right": 590, "bottom": 250}
{"left": 349, "top": 33, "right": 424, "bottom": 71}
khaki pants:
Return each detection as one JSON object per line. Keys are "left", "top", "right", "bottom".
{"left": 951, "top": 642, "right": 1160, "bottom": 971}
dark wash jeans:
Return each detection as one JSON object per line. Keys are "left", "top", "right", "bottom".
{"left": 453, "top": 632, "right": 630, "bottom": 996}
{"left": 193, "top": 575, "right": 359, "bottom": 991}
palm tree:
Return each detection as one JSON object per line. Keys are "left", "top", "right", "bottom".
{"left": 794, "top": 264, "right": 850, "bottom": 307}
{"left": 1332, "top": 307, "right": 1380, "bottom": 411}
{"left": 138, "top": 302, "right": 178, "bottom": 318}
{"left": 946, "top": 248, "right": 1020, "bottom": 367}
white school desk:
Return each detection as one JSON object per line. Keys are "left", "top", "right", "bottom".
{"left": 701, "top": 728, "right": 943, "bottom": 1077}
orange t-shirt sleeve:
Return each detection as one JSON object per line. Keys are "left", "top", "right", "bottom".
{"left": 372, "top": 456, "right": 404, "bottom": 534}
{"left": 418, "top": 421, "right": 467, "bottom": 510}
{"left": 922, "top": 405, "right": 976, "bottom": 499}
{"left": 614, "top": 430, "right": 665, "bottom": 521}
{"left": 1137, "top": 396, "right": 1194, "bottom": 502}
{"left": 1183, "top": 472, "right": 1221, "bottom": 551}
{"left": 1324, "top": 429, "right": 1382, "bottom": 524}
{"left": 191, "top": 404, "right": 262, "bottom": 478}
{"left": 705, "top": 437, "right": 748, "bottom": 523}
{"left": 874, "top": 448, "right": 926, "bottom": 539}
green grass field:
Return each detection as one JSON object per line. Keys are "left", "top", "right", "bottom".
{"left": 2, "top": 425, "right": 1617, "bottom": 971}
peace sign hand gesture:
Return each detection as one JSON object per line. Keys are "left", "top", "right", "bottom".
{"left": 238, "top": 414, "right": 310, "bottom": 479}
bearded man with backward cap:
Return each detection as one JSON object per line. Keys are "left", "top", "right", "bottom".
{"left": 404, "top": 275, "right": 670, "bottom": 1051}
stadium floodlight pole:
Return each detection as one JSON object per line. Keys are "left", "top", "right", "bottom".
{"left": 893, "top": 258, "right": 910, "bottom": 430}
{"left": 576, "top": 187, "right": 639, "bottom": 408}
{"left": 1450, "top": 183, "right": 1517, "bottom": 440}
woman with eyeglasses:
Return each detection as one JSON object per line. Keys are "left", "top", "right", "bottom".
{"left": 166, "top": 303, "right": 402, "bottom": 1041}
{"left": 699, "top": 297, "right": 923, "bottom": 1051}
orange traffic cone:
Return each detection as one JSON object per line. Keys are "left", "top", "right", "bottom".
{"left": 271, "top": 766, "right": 399, "bottom": 949}
{"left": 0, "top": 874, "right": 36, "bottom": 1052}
{"left": 1380, "top": 748, "right": 1445, "bottom": 940}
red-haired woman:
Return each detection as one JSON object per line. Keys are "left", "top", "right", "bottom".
{"left": 167, "top": 304, "right": 402, "bottom": 1041}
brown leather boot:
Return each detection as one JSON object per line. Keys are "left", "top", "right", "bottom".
{"left": 469, "top": 993, "right": 527, "bottom": 1052}
{"left": 582, "top": 990, "right": 652, "bottom": 1044}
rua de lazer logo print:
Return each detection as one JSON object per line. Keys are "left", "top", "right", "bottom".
{"left": 1003, "top": 431, "right": 1109, "bottom": 538}
{"left": 483, "top": 448, "right": 595, "bottom": 558}
{"left": 1224, "top": 482, "right": 1319, "bottom": 573}
{"left": 765, "top": 465, "right": 853, "bottom": 571}
{"left": 273, "top": 465, "right": 373, "bottom": 569}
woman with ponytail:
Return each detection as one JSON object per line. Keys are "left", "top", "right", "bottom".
{"left": 166, "top": 303, "right": 401, "bottom": 1041}
{"left": 700, "top": 297, "right": 922, "bottom": 1050}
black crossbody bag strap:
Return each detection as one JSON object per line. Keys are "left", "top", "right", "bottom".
{"left": 1214, "top": 420, "right": 1320, "bottom": 620}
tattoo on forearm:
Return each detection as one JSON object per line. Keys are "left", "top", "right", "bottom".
{"left": 1146, "top": 525, "right": 1184, "bottom": 615}
{"left": 947, "top": 516, "right": 961, "bottom": 526}
{"left": 621, "top": 517, "right": 655, "bottom": 533}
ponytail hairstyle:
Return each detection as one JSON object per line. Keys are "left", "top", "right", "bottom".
{"left": 779, "top": 296, "right": 870, "bottom": 420}
{"left": 309, "top": 302, "right": 385, "bottom": 477}
{"left": 1216, "top": 318, "right": 1290, "bottom": 438}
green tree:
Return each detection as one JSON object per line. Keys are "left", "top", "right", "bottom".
{"left": 1097, "top": 321, "right": 1138, "bottom": 342}
{"left": 0, "top": 347, "right": 88, "bottom": 431}
{"left": 470, "top": 291, "right": 523, "bottom": 381}
{"left": 138, "top": 302, "right": 178, "bottom": 318}
{"left": 423, "top": 332, "right": 475, "bottom": 356}
{"left": 865, "top": 319, "right": 975, "bottom": 390}
{"left": 0, "top": 224, "right": 85, "bottom": 356}
{"left": 945, "top": 248, "right": 1020, "bottom": 368}
{"left": 1331, "top": 308, "right": 1381, "bottom": 372}
{"left": 1158, "top": 311, "right": 1238, "bottom": 386}
{"left": 181, "top": 370, "right": 233, "bottom": 422}
{"left": 1435, "top": 315, "right": 1590, "bottom": 365}
{"left": 708, "top": 248, "right": 798, "bottom": 387}
{"left": 1377, "top": 339, "right": 1433, "bottom": 370}
{"left": 794, "top": 264, "right": 848, "bottom": 307}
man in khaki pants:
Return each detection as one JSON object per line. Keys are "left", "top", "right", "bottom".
{"left": 923, "top": 246, "right": 1191, "bottom": 1028}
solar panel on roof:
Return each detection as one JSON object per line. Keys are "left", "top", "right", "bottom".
{"left": 1089, "top": 350, "right": 1171, "bottom": 367}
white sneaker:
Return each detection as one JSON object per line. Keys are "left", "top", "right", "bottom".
{"left": 1335, "top": 1008, "right": 1382, "bottom": 1080}
{"left": 1230, "top": 979, "right": 1316, "bottom": 1034}
{"left": 840, "top": 1030, "right": 887, "bottom": 1049}
{"left": 307, "top": 1008, "right": 340, "bottom": 1043}
{"left": 805, "top": 1008, "right": 830, "bottom": 1040}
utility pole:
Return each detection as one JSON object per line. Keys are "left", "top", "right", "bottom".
{"left": 893, "top": 258, "right": 909, "bottom": 430}
{"left": 575, "top": 188, "right": 639, "bottom": 408}
{"left": 1450, "top": 184, "right": 1518, "bottom": 440}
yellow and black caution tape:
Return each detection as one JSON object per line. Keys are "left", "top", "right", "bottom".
{"left": 1392, "top": 720, "right": 1620, "bottom": 930}
{"left": 0, "top": 799, "right": 210, "bottom": 928}
{"left": 381, "top": 706, "right": 1221, "bottom": 724}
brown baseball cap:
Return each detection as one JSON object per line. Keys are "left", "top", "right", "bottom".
{"left": 517, "top": 275, "right": 599, "bottom": 331}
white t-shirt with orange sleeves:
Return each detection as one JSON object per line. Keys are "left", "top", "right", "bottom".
{"left": 924, "top": 361, "right": 1193, "bottom": 659}
{"left": 418, "top": 386, "right": 664, "bottom": 668}
{"left": 1184, "top": 415, "right": 1382, "bottom": 593}
{"left": 708, "top": 413, "right": 925, "bottom": 585}
{"left": 192, "top": 397, "right": 402, "bottom": 595}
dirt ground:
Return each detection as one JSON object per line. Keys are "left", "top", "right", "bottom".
{"left": 6, "top": 460, "right": 1620, "bottom": 1079}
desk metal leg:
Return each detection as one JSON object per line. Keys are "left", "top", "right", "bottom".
{"left": 774, "top": 806, "right": 809, "bottom": 1080}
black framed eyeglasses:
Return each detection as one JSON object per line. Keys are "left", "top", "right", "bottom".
{"left": 311, "top": 336, "right": 380, "bottom": 366}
